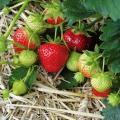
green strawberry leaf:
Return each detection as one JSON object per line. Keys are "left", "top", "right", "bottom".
{"left": 57, "top": 68, "right": 79, "bottom": 90}
{"left": 8, "top": 67, "right": 28, "bottom": 89}
{"left": 63, "top": 0, "right": 95, "bottom": 25}
{"left": 83, "top": 0, "right": 120, "bottom": 21}
{"left": 100, "top": 19, "right": 120, "bottom": 73}
{"left": 0, "top": 0, "right": 11, "bottom": 9}
{"left": 25, "top": 67, "right": 38, "bottom": 89}
{"left": 102, "top": 99, "right": 120, "bottom": 120}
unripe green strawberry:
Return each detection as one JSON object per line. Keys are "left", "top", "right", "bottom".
{"left": 108, "top": 93, "right": 120, "bottom": 107}
{"left": 91, "top": 72, "right": 113, "bottom": 92}
{"left": 2, "top": 89, "right": 9, "bottom": 100}
{"left": 19, "top": 50, "right": 37, "bottom": 67}
{"left": 74, "top": 72, "right": 85, "bottom": 83}
{"left": 66, "top": 51, "right": 81, "bottom": 72}
{"left": 0, "top": 40, "right": 7, "bottom": 52}
{"left": 12, "top": 80, "right": 28, "bottom": 96}
{"left": 26, "top": 13, "right": 46, "bottom": 33}
{"left": 13, "top": 55, "right": 20, "bottom": 64}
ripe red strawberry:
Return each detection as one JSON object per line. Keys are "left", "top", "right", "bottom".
{"left": 78, "top": 51, "right": 101, "bottom": 78}
{"left": 13, "top": 28, "right": 40, "bottom": 52}
{"left": 63, "top": 29, "right": 93, "bottom": 52}
{"left": 92, "top": 88, "right": 110, "bottom": 97}
{"left": 47, "top": 16, "right": 64, "bottom": 25}
{"left": 38, "top": 43, "right": 68, "bottom": 72}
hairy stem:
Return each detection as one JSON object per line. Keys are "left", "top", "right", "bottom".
{"left": 4, "top": 0, "right": 29, "bottom": 39}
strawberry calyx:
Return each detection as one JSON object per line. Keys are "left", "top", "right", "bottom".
{"left": 81, "top": 50, "right": 101, "bottom": 72}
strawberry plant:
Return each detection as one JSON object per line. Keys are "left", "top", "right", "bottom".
{"left": 1, "top": 0, "right": 120, "bottom": 119}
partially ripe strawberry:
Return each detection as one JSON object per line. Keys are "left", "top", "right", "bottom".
{"left": 43, "top": 1, "right": 64, "bottom": 25}
{"left": 108, "top": 93, "right": 120, "bottom": 107}
{"left": 74, "top": 72, "right": 85, "bottom": 83}
{"left": 19, "top": 50, "right": 37, "bottom": 67}
{"left": 12, "top": 80, "right": 28, "bottom": 96}
{"left": 47, "top": 16, "right": 64, "bottom": 25}
{"left": 63, "top": 29, "right": 93, "bottom": 52}
{"left": 13, "top": 28, "right": 40, "bottom": 52}
{"left": 26, "top": 13, "right": 46, "bottom": 33}
{"left": 92, "top": 88, "right": 110, "bottom": 97}
{"left": 78, "top": 51, "right": 101, "bottom": 78}
{"left": 39, "top": 43, "right": 68, "bottom": 73}
{"left": 91, "top": 72, "right": 113, "bottom": 92}
{"left": 66, "top": 51, "right": 81, "bottom": 72}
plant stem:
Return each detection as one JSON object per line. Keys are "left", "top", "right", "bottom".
{"left": 23, "top": 67, "right": 34, "bottom": 82}
{"left": 60, "top": 24, "right": 70, "bottom": 51}
{"left": 4, "top": 0, "right": 29, "bottom": 39}
{"left": 54, "top": 26, "right": 58, "bottom": 41}
{"left": 102, "top": 57, "right": 105, "bottom": 72}
{"left": 0, "top": 61, "right": 10, "bottom": 65}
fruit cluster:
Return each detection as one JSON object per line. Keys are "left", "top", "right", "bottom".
{"left": 1, "top": 1, "right": 120, "bottom": 107}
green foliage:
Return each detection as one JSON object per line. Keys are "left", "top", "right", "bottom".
{"left": 100, "top": 20, "right": 120, "bottom": 73}
{"left": 9, "top": 67, "right": 38, "bottom": 89}
{"left": 9, "top": 67, "right": 28, "bottom": 88}
{"left": 63, "top": 0, "right": 95, "bottom": 25}
{"left": 0, "top": 0, "right": 11, "bottom": 9}
{"left": 63, "top": 0, "right": 120, "bottom": 24}
{"left": 102, "top": 100, "right": 120, "bottom": 120}
{"left": 83, "top": 0, "right": 120, "bottom": 21}
{"left": 57, "top": 68, "right": 79, "bottom": 90}
{"left": 25, "top": 67, "right": 38, "bottom": 88}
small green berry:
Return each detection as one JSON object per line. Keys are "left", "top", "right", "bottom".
{"left": 66, "top": 51, "right": 81, "bottom": 72}
{"left": 74, "top": 72, "right": 84, "bottom": 83}
{"left": 2, "top": 89, "right": 9, "bottom": 100}
{"left": 12, "top": 80, "right": 28, "bottom": 96}
{"left": 26, "top": 14, "right": 46, "bottom": 33}
{"left": 19, "top": 50, "right": 37, "bottom": 67}
{"left": 13, "top": 55, "right": 20, "bottom": 65}
{"left": 108, "top": 93, "right": 120, "bottom": 107}
{"left": 2, "top": 7, "right": 10, "bottom": 15}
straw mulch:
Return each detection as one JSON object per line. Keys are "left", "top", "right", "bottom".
{"left": 0, "top": 2, "right": 104, "bottom": 120}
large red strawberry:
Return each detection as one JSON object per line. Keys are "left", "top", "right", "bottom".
{"left": 38, "top": 43, "right": 68, "bottom": 73}
{"left": 92, "top": 88, "right": 110, "bottom": 97}
{"left": 43, "top": 1, "right": 64, "bottom": 25}
{"left": 63, "top": 29, "right": 93, "bottom": 52}
{"left": 13, "top": 28, "right": 40, "bottom": 52}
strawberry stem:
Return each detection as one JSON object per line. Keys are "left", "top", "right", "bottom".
{"left": 54, "top": 26, "right": 58, "bottom": 41}
{"left": 60, "top": 24, "right": 70, "bottom": 51}
{"left": 117, "top": 89, "right": 120, "bottom": 95}
{"left": 102, "top": 57, "right": 105, "bottom": 72}
{"left": 23, "top": 66, "right": 34, "bottom": 82}
{"left": 3, "top": 0, "right": 29, "bottom": 39}
{"left": 0, "top": 61, "right": 10, "bottom": 65}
